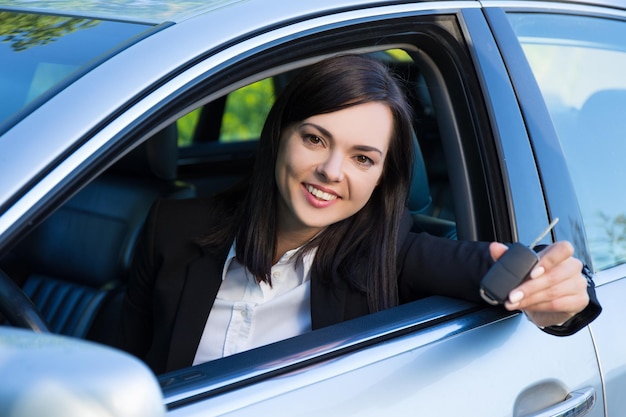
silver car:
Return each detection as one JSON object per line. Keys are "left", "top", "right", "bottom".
{"left": 0, "top": 0, "right": 625, "bottom": 415}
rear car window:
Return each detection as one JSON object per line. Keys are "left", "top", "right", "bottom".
{"left": 508, "top": 12, "right": 626, "bottom": 271}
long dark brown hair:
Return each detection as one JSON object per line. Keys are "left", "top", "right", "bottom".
{"left": 202, "top": 54, "right": 415, "bottom": 312}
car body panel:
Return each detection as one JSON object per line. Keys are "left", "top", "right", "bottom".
{"left": 590, "top": 267, "right": 626, "bottom": 415}
{"left": 166, "top": 312, "right": 601, "bottom": 416}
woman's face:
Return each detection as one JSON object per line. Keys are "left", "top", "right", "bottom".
{"left": 275, "top": 101, "right": 393, "bottom": 238}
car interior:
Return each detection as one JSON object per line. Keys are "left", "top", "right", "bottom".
{"left": 0, "top": 49, "right": 461, "bottom": 360}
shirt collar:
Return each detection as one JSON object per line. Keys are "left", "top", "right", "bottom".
{"left": 221, "top": 242, "right": 238, "bottom": 281}
{"left": 221, "top": 241, "right": 316, "bottom": 281}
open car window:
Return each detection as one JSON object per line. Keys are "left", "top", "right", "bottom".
{"left": 157, "top": 37, "right": 502, "bottom": 383}
{"left": 175, "top": 48, "right": 464, "bottom": 229}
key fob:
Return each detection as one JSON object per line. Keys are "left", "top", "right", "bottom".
{"left": 479, "top": 243, "right": 539, "bottom": 305}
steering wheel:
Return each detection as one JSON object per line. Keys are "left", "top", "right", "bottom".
{"left": 0, "top": 268, "right": 49, "bottom": 332}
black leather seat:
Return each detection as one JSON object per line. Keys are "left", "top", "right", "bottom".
{"left": 9, "top": 124, "right": 194, "bottom": 342}
{"left": 408, "top": 133, "right": 457, "bottom": 239}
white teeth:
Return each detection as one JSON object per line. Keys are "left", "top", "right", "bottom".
{"left": 306, "top": 185, "right": 337, "bottom": 201}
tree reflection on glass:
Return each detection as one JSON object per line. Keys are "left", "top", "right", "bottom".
{"left": 0, "top": 12, "right": 99, "bottom": 52}
{"left": 593, "top": 212, "right": 626, "bottom": 269}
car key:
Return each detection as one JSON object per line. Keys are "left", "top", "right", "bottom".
{"left": 479, "top": 218, "right": 559, "bottom": 305}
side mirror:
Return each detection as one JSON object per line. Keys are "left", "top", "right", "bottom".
{"left": 0, "top": 328, "right": 165, "bottom": 417}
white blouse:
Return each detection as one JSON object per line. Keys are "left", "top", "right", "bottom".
{"left": 193, "top": 243, "right": 315, "bottom": 365}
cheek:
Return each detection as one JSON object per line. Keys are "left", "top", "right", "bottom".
{"left": 280, "top": 141, "right": 317, "bottom": 177}
{"left": 275, "top": 138, "right": 308, "bottom": 190}
{"left": 275, "top": 135, "right": 294, "bottom": 180}
{"left": 351, "top": 168, "right": 384, "bottom": 204}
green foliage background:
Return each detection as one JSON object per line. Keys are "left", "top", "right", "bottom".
{"left": 178, "top": 78, "right": 274, "bottom": 146}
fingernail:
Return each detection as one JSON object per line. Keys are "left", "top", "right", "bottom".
{"left": 530, "top": 266, "right": 545, "bottom": 279}
{"left": 504, "top": 301, "right": 519, "bottom": 310}
{"left": 509, "top": 290, "right": 524, "bottom": 303}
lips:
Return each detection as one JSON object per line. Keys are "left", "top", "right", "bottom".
{"left": 305, "top": 184, "right": 338, "bottom": 201}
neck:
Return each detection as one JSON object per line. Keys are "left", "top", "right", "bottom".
{"left": 274, "top": 227, "right": 320, "bottom": 264}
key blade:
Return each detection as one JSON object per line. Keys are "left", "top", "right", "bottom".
{"left": 529, "top": 217, "right": 559, "bottom": 250}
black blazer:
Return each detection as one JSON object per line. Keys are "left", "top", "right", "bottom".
{"left": 116, "top": 198, "right": 601, "bottom": 374}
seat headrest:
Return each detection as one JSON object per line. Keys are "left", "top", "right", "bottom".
{"left": 111, "top": 123, "right": 179, "bottom": 180}
{"left": 408, "top": 132, "right": 432, "bottom": 214}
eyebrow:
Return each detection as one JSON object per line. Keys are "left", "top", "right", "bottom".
{"left": 299, "top": 122, "right": 384, "bottom": 157}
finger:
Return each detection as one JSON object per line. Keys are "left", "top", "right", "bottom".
{"left": 489, "top": 242, "right": 509, "bottom": 262}
{"left": 534, "top": 241, "right": 575, "bottom": 276}
{"left": 524, "top": 254, "right": 583, "bottom": 292}
{"left": 510, "top": 291, "right": 589, "bottom": 316}
{"left": 505, "top": 278, "right": 580, "bottom": 310}
{"left": 505, "top": 266, "right": 588, "bottom": 312}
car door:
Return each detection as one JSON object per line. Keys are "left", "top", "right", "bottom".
{"left": 151, "top": 3, "right": 603, "bottom": 416}
{"left": 0, "top": 1, "right": 604, "bottom": 416}
{"left": 486, "top": 2, "right": 626, "bottom": 415}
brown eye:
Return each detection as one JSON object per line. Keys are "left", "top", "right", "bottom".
{"left": 303, "top": 134, "right": 323, "bottom": 145}
{"left": 355, "top": 155, "right": 374, "bottom": 166}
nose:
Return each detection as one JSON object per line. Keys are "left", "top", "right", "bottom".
{"left": 316, "top": 151, "right": 344, "bottom": 182}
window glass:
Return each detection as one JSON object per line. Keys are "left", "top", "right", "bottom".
{"left": 508, "top": 13, "right": 626, "bottom": 270}
{"left": 0, "top": 11, "right": 152, "bottom": 127}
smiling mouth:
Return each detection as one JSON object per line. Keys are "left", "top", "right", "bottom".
{"left": 306, "top": 184, "right": 338, "bottom": 201}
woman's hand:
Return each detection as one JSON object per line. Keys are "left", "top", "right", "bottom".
{"left": 489, "top": 241, "right": 590, "bottom": 328}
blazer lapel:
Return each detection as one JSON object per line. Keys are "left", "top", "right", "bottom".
{"left": 166, "top": 246, "right": 229, "bottom": 372}
{"left": 311, "top": 269, "right": 373, "bottom": 329}
{"left": 310, "top": 210, "right": 414, "bottom": 328}
{"left": 310, "top": 270, "right": 347, "bottom": 330}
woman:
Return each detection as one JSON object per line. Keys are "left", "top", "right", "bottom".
{"left": 116, "top": 54, "right": 600, "bottom": 374}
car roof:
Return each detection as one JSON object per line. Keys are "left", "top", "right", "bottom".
{"left": 0, "top": 0, "right": 244, "bottom": 24}
{"left": 485, "top": 0, "right": 626, "bottom": 12}
{"left": 1, "top": 0, "right": 624, "bottom": 25}
{"left": 0, "top": 0, "right": 452, "bottom": 24}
